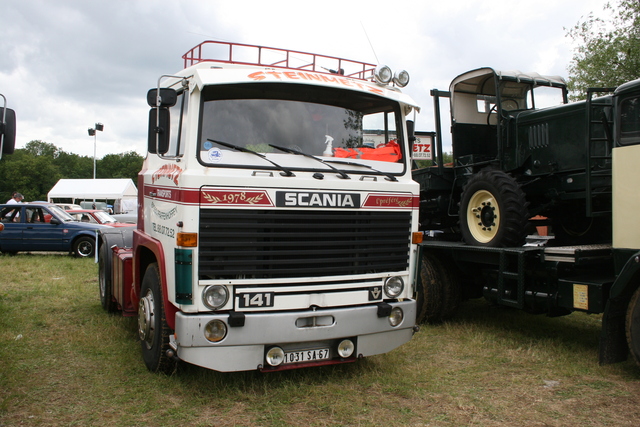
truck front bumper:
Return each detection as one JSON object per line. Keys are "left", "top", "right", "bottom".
{"left": 173, "top": 300, "right": 416, "bottom": 372}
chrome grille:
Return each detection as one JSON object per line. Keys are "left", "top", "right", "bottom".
{"left": 198, "top": 209, "right": 411, "bottom": 279}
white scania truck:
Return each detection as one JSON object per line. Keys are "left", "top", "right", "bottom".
{"left": 98, "top": 41, "right": 423, "bottom": 373}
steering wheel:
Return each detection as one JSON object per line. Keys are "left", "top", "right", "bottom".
{"left": 487, "top": 104, "right": 498, "bottom": 126}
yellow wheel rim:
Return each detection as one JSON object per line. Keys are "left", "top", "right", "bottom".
{"left": 466, "top": 189, "right": 500, "bottom": 244}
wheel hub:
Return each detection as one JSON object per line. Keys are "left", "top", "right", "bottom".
{"left": 477, "top": 202, "right": 496, "bottom": 229}
{"left": 138, "top": 290, "right": 155, "bottom": 348}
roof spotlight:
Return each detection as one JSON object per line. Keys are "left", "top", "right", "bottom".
{"left": 393, "top": 70, "right": 410, "bottom": 87}
{"left": 374, "top": 65, "right": 393, "bottom": 84}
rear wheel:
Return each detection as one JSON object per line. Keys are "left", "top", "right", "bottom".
{"left": 416, "top": 252, "right": 461, "bottom": 324}
{"left": 73, "top": 236, "right": 96, "bottom": 257}
{"left": 626, "top": 286, "right": 640, "bottom": 366}
{"left": 459, "top": 169, "right": 529, "bottom": 247}
{"left": 138, "top": 263, "right": 176, "bottom": 374}
{"left": 98, "top": 243, "right": 117, "bottom": 312}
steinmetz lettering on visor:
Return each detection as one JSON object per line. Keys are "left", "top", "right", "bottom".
{"left": 276, "top": 192, "right": 360, "bottom": 208}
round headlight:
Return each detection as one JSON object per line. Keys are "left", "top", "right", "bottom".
{"left": 389, "top": 307, "right": 404, "bottom": 327}
{"left": 204, "top": 319, "right": 227, "bottom": 342}
{"left": 202, "top": 285, "right": 229, "bottom": 310}
{"left": 374, "top": 65, "right": 392, "bottom": 84}
{"left": 384, "top": 276, "right": 404, "bottom": 298}
{"left": 337, "top": 339, "right": 355, "bottom": 358}
{"left": 393, "top": 70, "right": 410, "bottom": 87}
{"left": 265, "top": 346, "right": 285, "bottom": 366}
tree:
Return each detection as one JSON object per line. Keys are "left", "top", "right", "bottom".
{"left": 97, "top": 151, "right": 143, "bottom": 182}
{"left": 566, "top": 0, "right": 640, "bottom": 100}
{"left": 0, "top": 148, "right": 61, "bottom": 201}
{"left": 0, "top": 141, "right": 142, "bottom": 202}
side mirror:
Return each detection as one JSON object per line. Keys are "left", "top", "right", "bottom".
{"left": 49, "top": 217, "right": 61, "bottom": 225}
{"left": 1, "top": 107, "right": 16, "bottom": 155}
{"left": 406, "top": 120, "right": 416, "bottom": 145}
{"left": 147, "top": 88, "right": 177, "bottom": 108}
{"left": 148, "top": 108, "right": 170, "bottom": 154}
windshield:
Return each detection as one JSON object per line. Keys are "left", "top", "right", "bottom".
{"left": 48, "top": 205, "right": 75, "bottom": 222}
{"left": 94, "top": 210, "right": 117, "bottom": 223}
{"left": 198, "top": 83, "right": 406, "bottom": 175}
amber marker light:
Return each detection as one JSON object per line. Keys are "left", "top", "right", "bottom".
{"left": 412, "top": 232, "right": 423, "bottom": 244}
{"left": 177, "top": 232, "right": 198, "bottom": 247}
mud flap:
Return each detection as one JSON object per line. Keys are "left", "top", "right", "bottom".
{"left": 599, "top": 298, "right": 628, "bottom": 365}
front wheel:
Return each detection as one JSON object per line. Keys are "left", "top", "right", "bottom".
{"left": 72, "top": 236, "right": 96, "bottom": 257}
{"left": 459, "top": 169, "right": 529, "bottom": 247}
{"left": 138, "top": 263, "right": 176, "bottom": 374}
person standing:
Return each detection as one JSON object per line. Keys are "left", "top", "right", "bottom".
{"left": 6, "top": 193, "right": 23, "bottom": 204}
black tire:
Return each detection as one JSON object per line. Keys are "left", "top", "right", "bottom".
{"left": 459, "top": 169, "right": 529, "bottom": 247}
{"left": 72, "top": 236, "right": 96, "bottom": 257}
{"left": 138, "top": 263, "right": 176, "bottom": 374}
{"left": 416, "top": 252, "right": 462, "bottom": 324}
{"left": 98, "top": 243, "right": 117, "bottom": 313}
{"left": 626, "top": 286, "right": 640, "bottom": 367}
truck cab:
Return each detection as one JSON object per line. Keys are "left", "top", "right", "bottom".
{"left": 99, "top": 42, "right": 422, "bottom": 373}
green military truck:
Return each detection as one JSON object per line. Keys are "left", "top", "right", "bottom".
{"left": 414, "top": 69, "right": 640, "bottom": 366}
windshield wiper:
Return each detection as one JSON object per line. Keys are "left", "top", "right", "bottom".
{"left": 269, "top": 144, "right": 350, "bottom": 179}
{"left": 207, "top": 139, "right": 295, "bottom": 177}
{"left": 325, "top": 159, "right": 398, "bottom": 182}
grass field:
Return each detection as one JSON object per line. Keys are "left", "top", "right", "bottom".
{"left": 1, "top": 253, "right": 640, "bottom": 426}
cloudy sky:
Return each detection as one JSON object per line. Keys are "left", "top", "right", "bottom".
{"left": 1, "top": 0, "right": 610, "bottom": 158}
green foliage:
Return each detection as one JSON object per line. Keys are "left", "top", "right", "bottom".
{"left": 566, "top": 0, "right": 640, "bottom": 100}
{"left": 0, "top": 141, "right": 143, "bottom": 202}
{"left": 98, "top": 151, "right": 144, "bottom": 179}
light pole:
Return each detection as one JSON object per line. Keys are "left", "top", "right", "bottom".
{"left": 87, "top": 123, "right": 103, "bottom": 179}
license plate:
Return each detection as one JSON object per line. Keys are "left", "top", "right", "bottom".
{"left": 283, "top": 348, "right": 330, "bottom": 364}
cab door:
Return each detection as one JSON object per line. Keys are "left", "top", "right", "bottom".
{"left": 612, "top": 82, "right": 640, "bottom": 250}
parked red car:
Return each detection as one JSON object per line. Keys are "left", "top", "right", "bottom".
{"left": 66, "top": 209, "right": 135, "bottom": 228}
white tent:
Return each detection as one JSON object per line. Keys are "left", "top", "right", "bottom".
{"left": 48, "top": 179, "right": 138, "bottom": 213}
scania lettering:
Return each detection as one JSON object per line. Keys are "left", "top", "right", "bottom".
{"left": 278, "top": 192, "right": 359, "bottom": 208}
{"left": 97, "top": 41, "right": 421, "bottom": 373}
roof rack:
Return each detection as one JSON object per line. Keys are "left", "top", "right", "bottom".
{"left": 182, "top": 41, "right": 377, "bottom": 81}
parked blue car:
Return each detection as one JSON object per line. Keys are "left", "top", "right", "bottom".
{"left": 0, "top": 203, "right": 108, "bottom": 257}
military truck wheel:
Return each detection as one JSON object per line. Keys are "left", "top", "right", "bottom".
{"left": 416, "top": 252, "right": 461, "bottom": 324}
{"left": 139, "top": 263, "right": 176, "bottom": 374}
{"left": 98, "top": 243, "right": 117, "bottom": 313}
{"left": 459, "top": 169, "right": 529, "bottom": 247}
{"left": 626, "top": 286, "right": 640, "bottom": 366}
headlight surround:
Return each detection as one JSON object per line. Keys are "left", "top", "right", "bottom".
{"left": 204, "top": 319, "right": 227, "bottom": 342}
{"left": 265, "top": 346, "right": 285, "bottom": 366}
{"left": 388, "top": 307, "right": 404, "bottom": 327}
{"left": 374, "top": 65, "right": 393, "bottom": 84}
{"left": 384, "top": 276, "right": 404, "bottom": 298}
{"left": 337, "top": 339, "right": 355, "bottom": 358}
{"left": 202, "top": 285, "right": 229, "bottom": 310}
